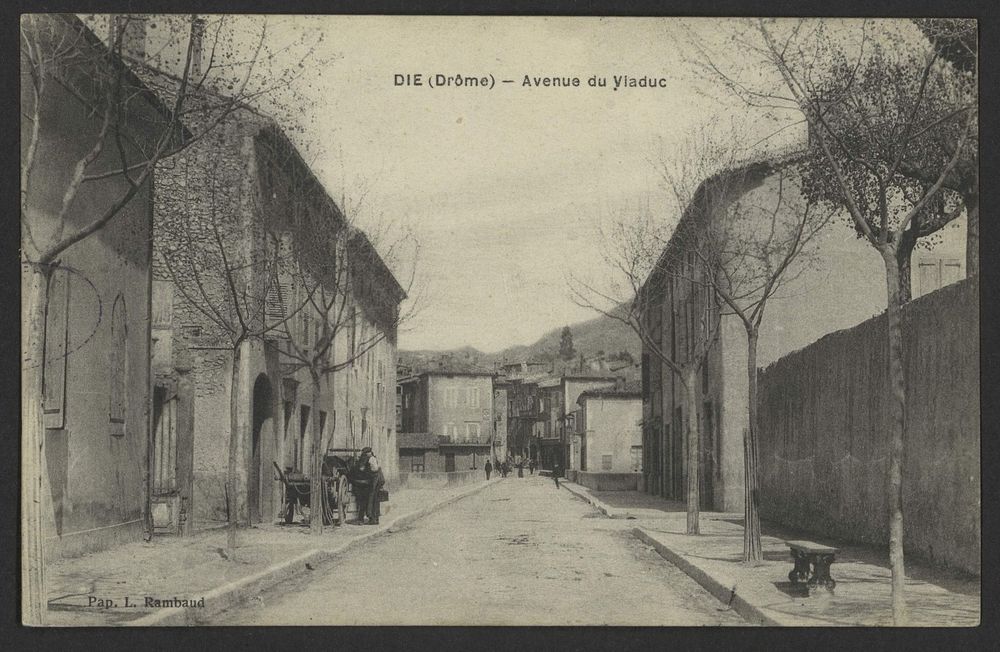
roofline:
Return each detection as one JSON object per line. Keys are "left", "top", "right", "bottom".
{"left": 579, "top": 391, "right": 643, "bottom": 400}
{"left": 417, "top": 370, "right": 496, "bottom": 378}
{"left": 640, "top": 147, "right": 807, "bottom": 293}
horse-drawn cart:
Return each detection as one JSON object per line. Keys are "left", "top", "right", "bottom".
{"left": 272, "top": 449, "right": 388, "bottom": 526}
{"left": 272, "top": 452, "right": 351, "bottom": 526}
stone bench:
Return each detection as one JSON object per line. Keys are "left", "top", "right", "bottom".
{"left": 787, "top": 540, "right": 838, "bottom": 591}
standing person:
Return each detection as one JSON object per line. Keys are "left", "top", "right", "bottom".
{"left": 359, "top": 447, "right": 384, "bottom": 525}
{"left": 529, "top": 459, "right": 536, "bottom": 475}
{"left": 552, "top": 460, "right": 561, "bottom": 489}
{"left": 516, "top": 460, "right": 524, "bottom": 478}
{"left": 485, "top": 459, "right": 493, "bottom": 480}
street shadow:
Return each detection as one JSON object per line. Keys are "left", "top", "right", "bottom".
{"left": 772, "top": 580, "right": 811, "bottom": 599}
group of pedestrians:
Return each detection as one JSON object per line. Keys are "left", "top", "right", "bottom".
{"left": 484, "top": 457, "right": 536, "bottom": 480}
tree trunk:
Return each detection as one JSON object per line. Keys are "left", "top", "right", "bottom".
{"left": 310, "top": 373, "right": 324, "bottom": 536}
{"left": 965, "top": 190, "right": 979, "bottom": 277}
{"left": 743, "top": 327, "right": 763, "bottom": 563}
{"left": 895, "top": 229, "right": 917, "bottom": 304}
{"left": 226, "top": 343, "right": 243, "bottom": 555}
{"left": 883, "top": 249, "right": 908, "bottom": 625}
{"left": 22, "top": 263, "right": 50, "bottom": 625}
{"left": 684, "top": 369, "right": 700, "bottom": 536}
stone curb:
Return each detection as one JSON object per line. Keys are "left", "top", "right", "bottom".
{"left": 126, "top": 478, "right": 501, "bottom": 626}
{"left": 631, "top": 527, "right": 782, "bottom": 627}
{"left": 559, "top": 481, "right": 628, "bottom": 518}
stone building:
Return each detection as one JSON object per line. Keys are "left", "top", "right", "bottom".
{"left": 573, "top": 382, "right": 643, "bottom": 473}
{"left": 534, "top": 375, "right": 620, "bottom": 473}
{"left": 499, "top": 376, "right": 542, "bottom": 464}
{"left": 639, "top": 153, "right": 966, "bottom": 512}
{"left": 20, "top": 14, "right": 182, "bottom": 557}
{"left": 398, "top": 370, "right": 495, "bottom": 472}
{"left": 151, "top": 84, "right": 404, "bottom": 526}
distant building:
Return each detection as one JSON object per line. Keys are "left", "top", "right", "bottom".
{"left": 398, "top": 370, "right": 496, "bottom": 471}
{"left": 500, "top": 360, "right": 550, "bottom": 379}
{"left": 534, "top": 375, "right": 621, "bottom": 473}
{"left": 574, "top": 382, "right": 643, "bottom": 473}
{"left": 502, "top": 377, "right": 544, "bottom": 463}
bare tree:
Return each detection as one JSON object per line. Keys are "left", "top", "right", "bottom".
{"left": 673, "top": 159, "right": 835, "bottom": 562}
{"left": 155, "top": 119, "right": 308, "bottom": 555}
{"left": 682, "top": 18, "right": 977, "bottom": 622}
{"left": 569, "top": 197, "right": 721, "bottom": 535}
{"left": 256, "top": 130, "right": 419, "bottom": 536}
{"left": 20, "top": 13, "right": 318, "bottom": 622}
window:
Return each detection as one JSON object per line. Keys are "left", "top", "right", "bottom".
{"left": 411, "top": 452, "right": 425, "bottom": 472}
{"left": 283, "top": 400, "right": 294, "bottom": 467}
{"left": 641, "top": 353, "right": 650, "bottom": 402}
{"left": 469, "top": 387, "right": 480, "bottom": 408}
{"left": 445, "top": 387, "right": 458, "bottom": 408}
{"left": 630, "top": 446, "right": 642, "bottom": 472}
{"left": 43, "top": 269, "right": 70, "bottom": 429}
{"left": 109, "top": 295, "right": 128, "bottom": 437}
{"left": 350, "top": 307, "right": 358, "bottom": 361}
{"left": 151, "top": 280, "right": 173, "bottom": 329}
{"left": 602, "top": 454, "right": 613, "bottom": 471}
{"left": 466, "top": 422, "right": 480, "bottom": 440}
{"left": 445, "top": 423, "right": 458, "bottom": 439}
{"left": 299, "top": 405, "right": 310, "bottom": 471}
{"left": 917, "top": 257, "right": 963, "bottom": 297}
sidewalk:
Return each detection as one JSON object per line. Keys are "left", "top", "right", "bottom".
{"left": 561, "top": 481, "right": 980, "bottom": 627}
{"left": 45, "top": 479, "right": 499, "bottom": 626}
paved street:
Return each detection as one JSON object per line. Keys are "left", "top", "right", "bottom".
{"left": 210, "top": 476, "right": 745, "bottom": 626}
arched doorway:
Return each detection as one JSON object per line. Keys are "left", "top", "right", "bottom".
{"left": 249, "top": 374, "right": 273, "bottom": 524}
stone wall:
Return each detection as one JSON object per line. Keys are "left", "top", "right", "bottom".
{"left": 757, "top": 277, "right": 980, "bottom": 574}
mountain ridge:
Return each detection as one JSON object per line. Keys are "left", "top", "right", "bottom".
{"left": 398, "top": 307, "right": 640, "bottom": 376}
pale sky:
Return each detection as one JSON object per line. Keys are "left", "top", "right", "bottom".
{"left": 248, "top": 17, "right": 807, "bottom": 352}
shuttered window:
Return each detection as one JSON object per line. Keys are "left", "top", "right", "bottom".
{"left": 43, "top": 269, "right": 70, "bottom": 429}
{"left": 109, "top": 295, "right": 127, "bottom": 437}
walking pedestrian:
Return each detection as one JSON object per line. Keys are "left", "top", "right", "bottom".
{"left": 485, "top": 459, "right": 493, "bottom": 480}
{"left": 516, "top": 461, "right": 523, "bottom": 478}
{"left": 529, "top": 459, "right": 535, "bottom": 475}
{"left": 552, "top": 461, "right": 561, "bottom": 489}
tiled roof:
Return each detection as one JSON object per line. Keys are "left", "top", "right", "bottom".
{"left": 578, "top": 379, "right": 643, "bottom": 400}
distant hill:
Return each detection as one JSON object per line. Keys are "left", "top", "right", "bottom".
{"left": 399, "top": 307, "right": 641, "bottom": 378}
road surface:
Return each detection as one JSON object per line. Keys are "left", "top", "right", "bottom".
{"left": 210, "top": 475, "right": 746, "bottom": 625}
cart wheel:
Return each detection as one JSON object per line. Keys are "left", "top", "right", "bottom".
{"left": 788, "top": 569, "right": 800, "bottom": 584}
{"left": 825, "top": 578, "right": 836, "bottom": 591}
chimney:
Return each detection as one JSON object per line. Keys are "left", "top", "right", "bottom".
{"left": 190, "top": 17, "right": 205, "bottom": 79}
{"left": 111, "top": 14, "right": 147, "bottom": 61}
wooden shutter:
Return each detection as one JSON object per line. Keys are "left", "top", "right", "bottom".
{"left": 43, "top": 269, "right": 70, "bottom": 429}
{"left": 264, "top": 281, "right": 291, "bottom": 339}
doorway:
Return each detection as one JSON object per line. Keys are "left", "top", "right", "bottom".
{"left": 249, "top": 374, "right": 273, "bottom": 524}
{"left": 151, "top": 384, "right": 179, "bottom": 533}
{"left": 445, "top": 453, "right": 456, "bottom": 472}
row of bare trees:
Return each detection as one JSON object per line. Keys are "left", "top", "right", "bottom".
{"left": 572, "top": 18, "right": 976, "bottom": 625}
